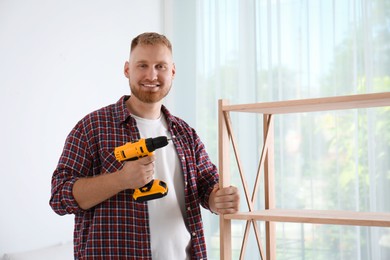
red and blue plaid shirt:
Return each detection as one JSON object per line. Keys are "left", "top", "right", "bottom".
{"left": 50, "top": 96, "right": 219, "bottom": 259}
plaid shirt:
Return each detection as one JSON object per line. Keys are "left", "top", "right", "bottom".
{"left": 50, "top": 96, "right": 219, "bottom": 259}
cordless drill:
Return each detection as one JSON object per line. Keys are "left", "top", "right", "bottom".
{"left": 114, "top": 136, "right": 170, "bottom": 202}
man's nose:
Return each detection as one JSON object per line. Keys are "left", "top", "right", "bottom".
{"left": 146, "top": 68, "right": 158, "bottom": 81}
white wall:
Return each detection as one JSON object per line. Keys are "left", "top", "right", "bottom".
{"left": 0, "top": 0, "right": 164, "bottom": 255}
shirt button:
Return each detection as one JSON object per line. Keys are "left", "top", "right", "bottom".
{"left": 187, "top": 207, "right": 191, "bottom": 211}
{"left": 182, "top": 156, "right": 185, "bottom": 161}
{"left": 192, "top": 232, "right": 196, "bottom": 237}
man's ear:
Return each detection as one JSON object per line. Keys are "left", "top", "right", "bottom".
{"left": 124, "top": 61, "right": 130, "bottom": 79}
{"left": 172, "top": 63, "right": 176, "bottom": 79}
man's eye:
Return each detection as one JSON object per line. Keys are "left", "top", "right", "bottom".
{"left": 156, "top": 64, "right": 167, "bottom": 70}
{"left": 138, "top": 64, "right": 147, "bottom": 68}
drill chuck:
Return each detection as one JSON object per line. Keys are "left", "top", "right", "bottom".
{"left": 145, "top": 136, "right": 169, "bottom": 152}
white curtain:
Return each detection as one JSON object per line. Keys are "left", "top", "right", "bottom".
{"left": 168, "top": 0, "right": 390, "bottom": 259}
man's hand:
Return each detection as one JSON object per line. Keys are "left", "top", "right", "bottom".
{"left": 72, "top": 155, "right": 155, "bottom": 210}
{"left": 119, "top": 155, "right": 155, "bottom": 189}
{"left": 209, "top": 184, "right": 240, "bottom": 214}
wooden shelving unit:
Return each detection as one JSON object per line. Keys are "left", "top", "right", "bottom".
{"left": 218, "top": 92, "right": 390, "bottom": 260}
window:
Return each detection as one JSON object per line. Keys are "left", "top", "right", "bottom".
{"left": 168, "top": 0, "right": 390, "bottom": 259}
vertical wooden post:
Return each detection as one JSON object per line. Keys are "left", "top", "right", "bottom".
{"left": 264, "top": 114, "right": 276, "bottom": 260}
{"left": 219, "top": 99, "right": 231, "bottom": 260}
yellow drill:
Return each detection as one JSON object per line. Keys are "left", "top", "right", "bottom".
{"left": 114, "top": 136, "right": 170, "bottom": 202}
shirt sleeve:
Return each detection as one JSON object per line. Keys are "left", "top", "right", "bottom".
{"left": 49, "top": 121, "right": 92, "bottom": 215}
{"left": 193, "top": 132, "right": 219, "bottom": 211}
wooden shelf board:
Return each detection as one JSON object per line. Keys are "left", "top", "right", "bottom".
{"left": 223, "top": 92, "right": 390, "bottom": 114}
{"left": 224, "top": 209, "right": 390, "bottom": 227}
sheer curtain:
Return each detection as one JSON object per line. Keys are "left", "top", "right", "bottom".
{"left": 167, "top": 0, "right": 390, "bottom": 259}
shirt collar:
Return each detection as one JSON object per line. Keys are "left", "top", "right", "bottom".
{"left": 114, "top": 95, "right": 179, "bottom": 129}
{"left": 113, "top": 96, "right": 132, "bottom": 125}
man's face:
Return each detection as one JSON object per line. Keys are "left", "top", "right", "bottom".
{"left": 124, "top": 44, "right": 176, "bottom": 103}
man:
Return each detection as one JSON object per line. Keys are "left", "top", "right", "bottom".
{"left": 50, "top": 32, "right": 240, "bottom": 259}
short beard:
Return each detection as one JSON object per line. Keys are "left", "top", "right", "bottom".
{"left": 130, "top": 84, "right": 171, "bottom": 103}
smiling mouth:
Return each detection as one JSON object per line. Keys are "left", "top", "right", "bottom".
{"left": 142, "top": 83, "right": 160, "bottom": 88}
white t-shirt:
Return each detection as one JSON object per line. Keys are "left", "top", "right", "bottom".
{"left": 132, "top": 114, "right": 191, "bottom": 260}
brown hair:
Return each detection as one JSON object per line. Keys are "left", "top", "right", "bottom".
{"left": 130, "top": 32, "right": 172, "bottom": 53}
